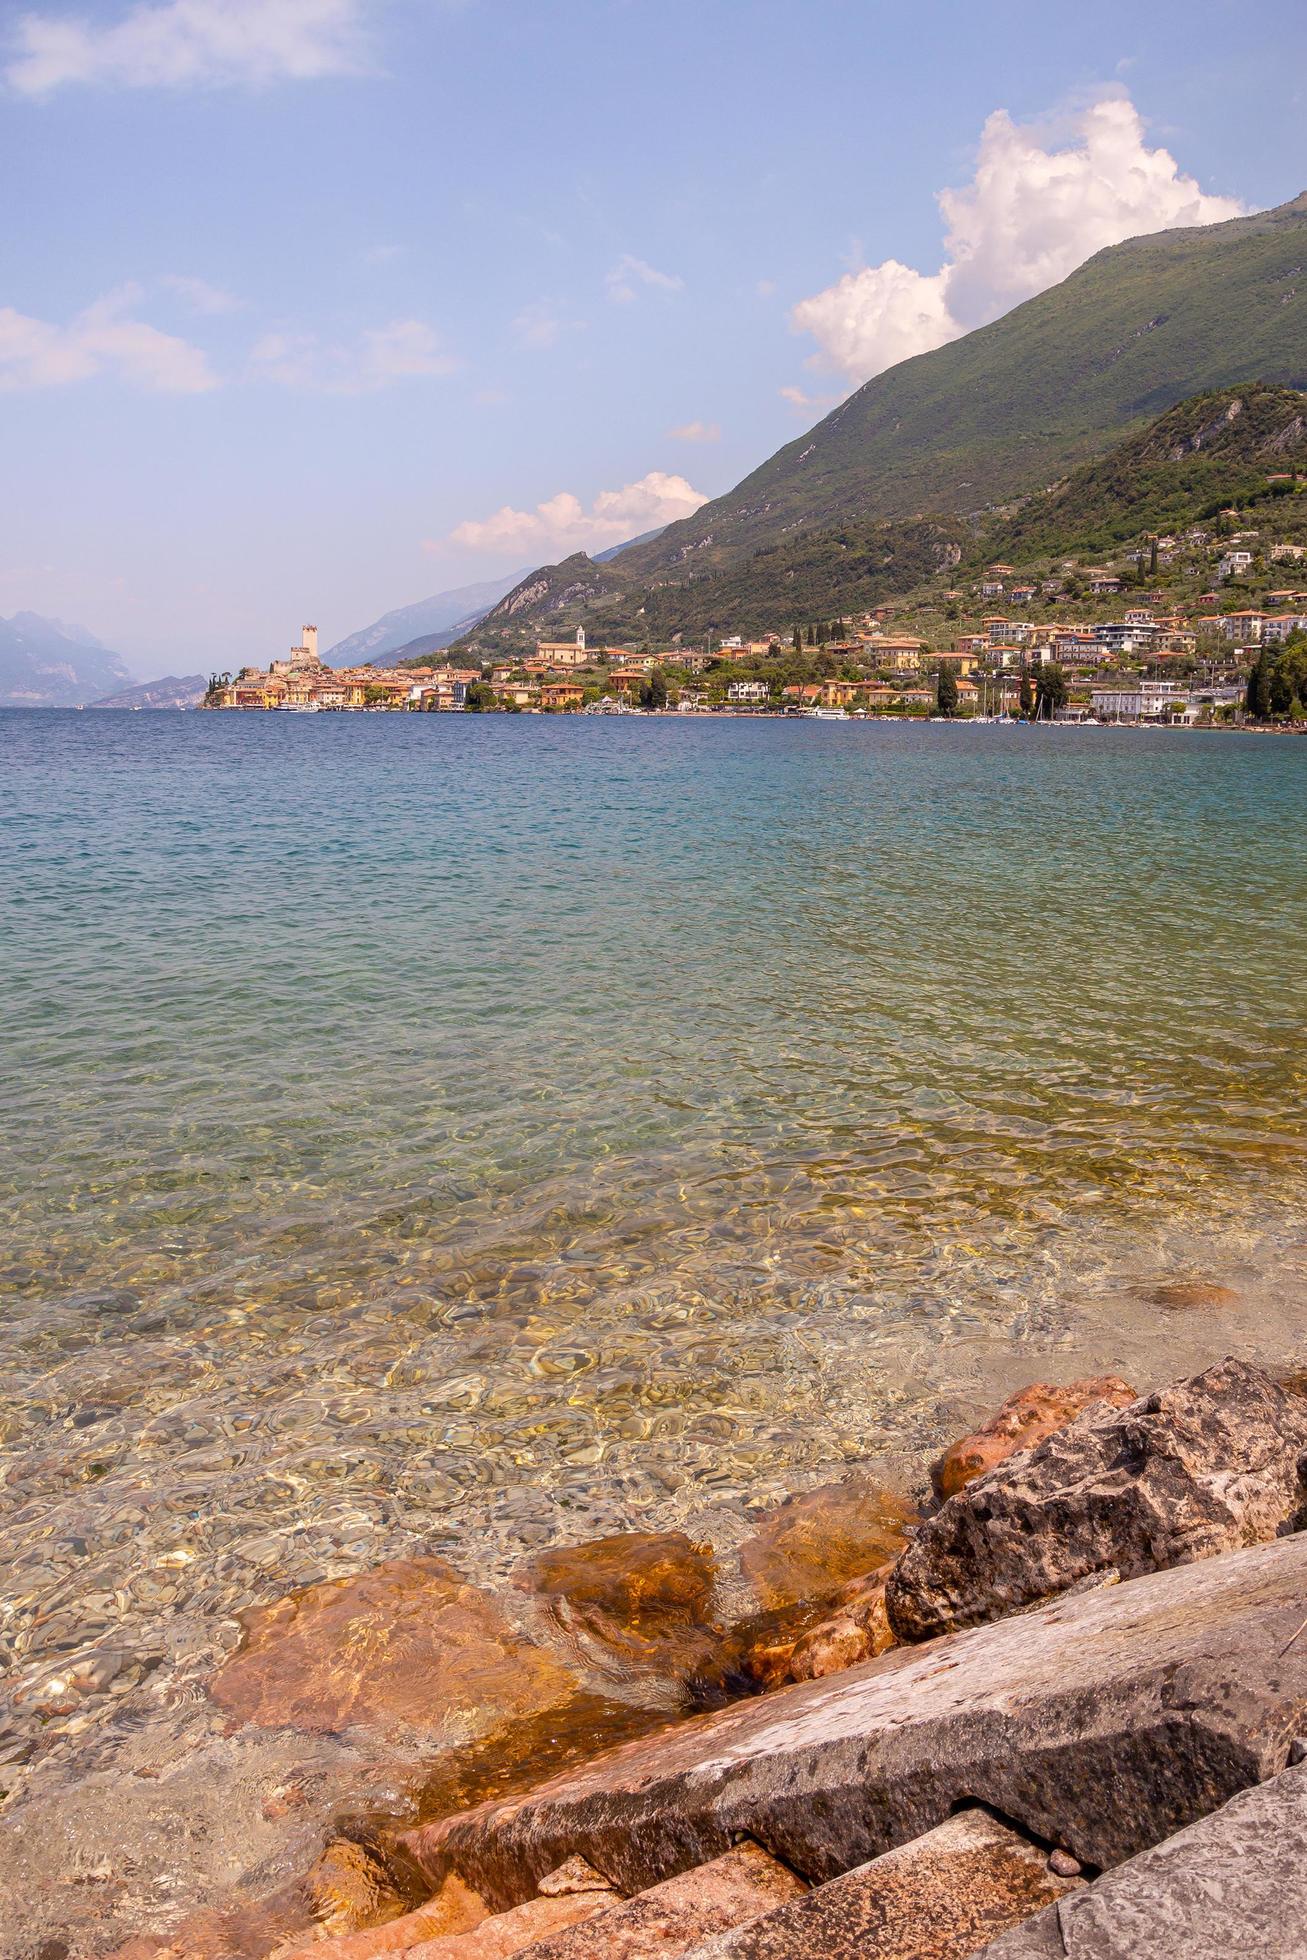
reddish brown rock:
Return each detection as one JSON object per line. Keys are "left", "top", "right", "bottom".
{"left": 1144, "top": 1282, "right": 1240, "bottom": 1310}
{"left": 304, "top": 1839, "right": 409, "bottom": 1935}
{"left": 685, "top": 1809, "right": 1081, "bottom": 1959}
{"left": 737, "top": 1481, "right": 915, "bottom": 1612}
{"left": 718, "top": 1572, "right": 897, "bottom": 1696}
{"left": 523, "top": 1841, "right": 806, "bottom": 1958}
{"left": 712, "top": 1601, "right": 832, "bottom": 1696}
{"left": 784, "top": 1566, "right": 897, "bottom": 1684}
{"left": 526, "top": 1532, "right": 716, "bottom": 1631}
{"left": 210, "top": 1558, "right": 574, "bottom": 1739}
{"left": 889, "top": 1359, "right": 1307, "bottom": 1643}
{"left": 930, "top": 1379, "right": 1137, "bottom": 1503}
{"left": 522, "top": 1532, "right": 721, "bottom": 1681}
{"left": 283, "top": 1875, "right": 489, "bottom": 1958}
{"left": 404, "top": 1883, "right": 615, "bottom": 1958}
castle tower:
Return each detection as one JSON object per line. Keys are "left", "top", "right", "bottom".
{"left": 302, "top": 625, "right": 318, "bottom": 662}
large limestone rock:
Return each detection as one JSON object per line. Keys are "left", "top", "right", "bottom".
{"left": 684, "top": 1809, "right": 1080, "bottom": 1959}
{"left": 976, "top": 1761, "right": 1307, "bottom": 1957}
{"left": 888, "top": 1359, "right": 1307, "bottom": 1642}
{"left": 403, "top": 1534, "right": 1307, "bottom": 1909}
{"left": 930, "top": 1379, "right": 1137, "bottom": 1502}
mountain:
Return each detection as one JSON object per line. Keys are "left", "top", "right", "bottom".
{"left": 88, "top": 674, "right": 208, "bottom": 710}
{"left": 984, "top": 383, "right": 1307, "bottom": 561}
{"left": 463, "top": 192, "right": 1307, "bottom": 648}
{"left": 593, "top": 525, "right": 666, "bottom": 564}
{"left": 0, "top": 613, "right": 134, "bottom": 707}
{"left": 324, "top": 571, "right": 531, "bottom": 666}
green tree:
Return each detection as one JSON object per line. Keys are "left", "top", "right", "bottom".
{"left": 935, "top": 665, "right": 959, "bottom": 717}
{"left": 1019, "top": 669, "right": 1036, "bottom": 718}
{"left": 1034, "top": 664, "right": 1069, "bottom": 717}
{"left": 464, "top": 680, "right": 498, "bottom": 712}
{"left": 1246, "top": 650, "right": 1273, "bottom": 719}
{"left": 792, "top": 625, "right": 803, "bottom": 655}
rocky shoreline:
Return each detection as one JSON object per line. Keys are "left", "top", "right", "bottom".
{"left": 91, "top": 1354, "right": 1307, "bottom": 1960}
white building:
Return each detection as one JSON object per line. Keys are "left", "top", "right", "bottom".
{"left": 1262, "top": 613, "right": 1307, "bottom": 645}
{"left": 1092, "top": 680, "right": 1190, "bottom": 721}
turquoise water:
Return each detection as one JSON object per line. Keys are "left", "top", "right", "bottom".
{"left": 2, "top": 710, "right": 1306, "bottom": 1937}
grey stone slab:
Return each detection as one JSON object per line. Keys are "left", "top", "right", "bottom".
{"left": 1056, "top": 1761, "right": 1307, "bottom": 1957}
{"left": 403, "top": 1534, "right": 1307, "bottom": 1910}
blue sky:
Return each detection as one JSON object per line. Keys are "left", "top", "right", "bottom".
{"left": 2, "top": 0, "right": 1305, "bottom": 677}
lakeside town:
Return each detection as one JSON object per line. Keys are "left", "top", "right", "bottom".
{"left": 205, "top": 523, "right": 1307, "bottom": 725}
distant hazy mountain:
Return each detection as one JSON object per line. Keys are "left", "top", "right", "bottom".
{"left": 324, "top": 571, "right": 531, "bottom": 666}
{"left": 593, "top": 526, "right": 666, "bottom": 564}
{"left": 89, "top": 674, "right": 207, "bottom": 710}
{"left": 0, "top": 612, "right": 134, "bottom": 707}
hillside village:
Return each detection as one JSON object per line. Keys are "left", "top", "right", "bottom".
{"left": 207, "top": 508, "right": 1307, "bottom": 725}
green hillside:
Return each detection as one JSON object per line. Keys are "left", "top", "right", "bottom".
{"left": 463, "top": 193, "right": 1307, "bottom": 652}
{"left": 457, "top": 380, "right": 1307, "bottom": 657}
{"left": 983, "top": 382, "right": 1307, "bottom": 560}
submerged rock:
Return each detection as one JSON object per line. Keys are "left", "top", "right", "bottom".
{"left": 930, "top": 1379, "right": 1137, "bottom": 1503}
{"left": 888, "top": 1359, "right": 1307, "bottom": 1642}
{"left": 737, "top": 1480, "right": 915, "bottom": 1612}
{"left": 210, "top": 1557, "right": 574, "bottom": 1738}
{"left": 303, "top": 1838, "right": 409, "bottom": 1935}
{"left": 1143, "top": 1281, "right": 1240, "bottom": 1310}
{"left": 279, "top": 1876, "right": 489, "bottom": 1959}
{"left": 522, "top": 1532, "right": 720, "bottom": 1682}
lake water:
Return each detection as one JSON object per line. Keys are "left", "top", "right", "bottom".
{"left": 2, "top": 709, "right": 1305, "bottom": 1945}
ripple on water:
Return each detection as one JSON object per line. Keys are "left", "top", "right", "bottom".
{"left": 0, "top": 712, "right": 1304, "bottom": 1951}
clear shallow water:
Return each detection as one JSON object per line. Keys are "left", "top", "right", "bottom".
{"left": 1, "top": 710, "right": 1305, "bottom": 1939}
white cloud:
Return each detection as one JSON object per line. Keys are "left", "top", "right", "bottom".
{"left": 160, "top": 272, "right": 241, "bottom": 314}
{"left": 249, "top": 318, "right": 457, "bottom": 392}
{"left": 779, "top": 384, "right": 842, "bottom": 412}
{"left": 791, "top": 95, "right": 1245, "bottom": 384}
{"left": 0, "top": 286, "right": 217, "bottom": 392}
{"left": 668, "top": 419, "right": 720, "bottom": 442}
{"left": 442, "top": 471, "right": 709, "bottom": 558}
{"left": 792, "top": 259, "right": 955, "bottom": 384}
{"left": 605, "top": 254, "right": 683, "bottom": 304}
{"left": 5, "top": 0, "right": 371, "bottom": 96}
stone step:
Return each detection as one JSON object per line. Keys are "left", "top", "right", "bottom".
{"left": 512, "top": 1841, "right": 806, "bottom": 1958}
{"left": 401, "top": 1882, "right": 616, "bottom": 1959}
{"left": 679, "top": 1810, "right": 1081, "bottom": 1960}
{"left": 403, "top": 1534, "right": 1307, "bottom": 1910}
{"left": 975, "top": 1760, "right": 1307, "bottom": 1957}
